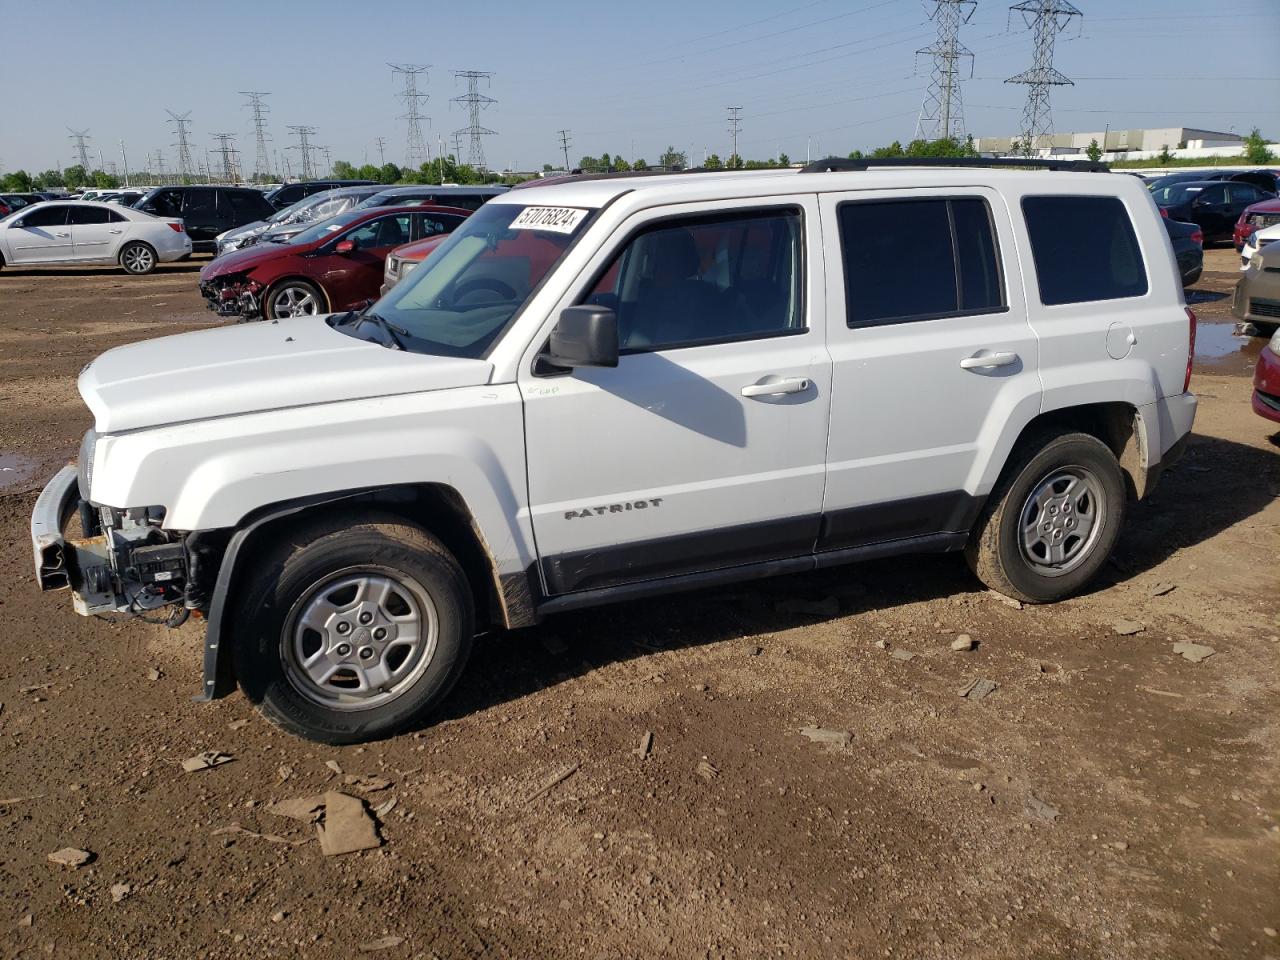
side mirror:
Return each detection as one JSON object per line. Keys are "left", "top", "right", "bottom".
{"left": 334, "top": 238, "right": 357, "bottom": 254}
{"left": 546, "top": 305, "right": 619, "bottom": 369}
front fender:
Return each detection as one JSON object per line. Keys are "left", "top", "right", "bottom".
{"left": 91, "top": 384, "right": 536, "bottom": 577}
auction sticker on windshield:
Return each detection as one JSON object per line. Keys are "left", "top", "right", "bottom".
{"left": 511, "top": 206, "right": 589, "bottom": 234}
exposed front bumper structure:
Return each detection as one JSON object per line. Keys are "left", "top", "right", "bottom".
{"left": 31, "top": 465, "right": 80, "bottom": 592}
{"left": 199, "top": 279, "right": 262, "bottom": 320}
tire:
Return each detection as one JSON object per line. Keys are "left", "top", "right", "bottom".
{"left": 265, "top": 279, "right": 324, "bottom": 319}
{"left": 965, "top": 431, "right": 1126, "bottom": 604}
{"left": 231, "top": 513, "right": 474, "bottom": 744}
{"left": 119, "top": 241, "right": 157, "bottom": 275}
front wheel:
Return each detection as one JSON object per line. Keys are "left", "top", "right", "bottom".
{"left": 232, "top": 513, "right": 474, "bottom": 744}
{"left": 265, "top": 280, "right": 323, "bottom": 319}
{"left": 965, "top": 431, "right": 1126, "bottom": 603}
{"left": 119, "top": 241, "right": 156, "bottom": 275}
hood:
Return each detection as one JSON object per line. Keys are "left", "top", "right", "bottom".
{"left": 80, "top": 317, "right": 494, "bottom": 433}
{"left": 394, "top": 234, "right": 448, "bottom": 262}
{"left": 200, "top": 240, "right": 298, "bottom": 280}
{"left": 219, "top": 219, "right": 269, "bottom": 243}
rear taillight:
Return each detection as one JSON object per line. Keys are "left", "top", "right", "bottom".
{"left": 1184, "top": 307, "right": 1197, "bottom": 393}
{"left": 1160, "top": 207, "right": 1169, "bottom": 218}
{"left": 1190, "top": 229, "right": 1203, "bottom": 246}
{"left": 168, "top": 222, "right": 185, "bottom": 233}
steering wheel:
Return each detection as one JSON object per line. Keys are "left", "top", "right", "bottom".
{"left": 452, "top": 276, "right": 518, "bottom": 307}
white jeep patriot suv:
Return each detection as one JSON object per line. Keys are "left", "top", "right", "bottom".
{"left": 31, "top": 158, "right": 1198, "bottom": 743}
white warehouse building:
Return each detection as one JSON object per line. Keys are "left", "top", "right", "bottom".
{"left": 973, "top": 126, "right": 1246, "bottom": 157}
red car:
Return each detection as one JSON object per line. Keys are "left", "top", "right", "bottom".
{"left": 199, "top": 205, "right": 470, "bottom": 320}
{"left": 1234, "top": 197, "right": 1280, "bottom": 250}
{"left": 1254, "top": 335, "right": 1280, "bottom": 425}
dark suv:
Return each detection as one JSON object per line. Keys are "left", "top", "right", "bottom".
{"left": 263, "top": 180, "right": 378, "bottom": 210}
{"left": 133, "top": 186, "right": 276, "bottom": 253}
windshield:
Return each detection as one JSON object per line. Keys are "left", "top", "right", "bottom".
{"left": 288, "top": 209, "right": 367, "bottom": 245}
{"left": 267, "top": 196, "right": 314, "bottom": 225}
{"left": 1151, "top": 183, "right": 1207, "bottom": 205}
{"left": 354, "top": 202, "right": 594, "bottom": 358}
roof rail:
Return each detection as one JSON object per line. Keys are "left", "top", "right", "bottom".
{"left": 799, "top": 156, "right": 1110, "bottom": 174}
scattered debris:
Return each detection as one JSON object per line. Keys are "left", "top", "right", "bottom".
{"left": 749, "top": 645, "right": 764, "bottom": 657}
{"left": 342, "top": 774, "right": 393, "bottom": 792}
{"left": 1139, "top": 686, "right": 1184, "bottom": 698}
{"left": 1173, "top": 642, "right": 1216, "bottom": 663}
{"left": 776, "top": 596, "right": 839, "bottom": 619}
{"left": 636, "top": 730, "right": 653, "bottom": 760}
{"left": 372, "top": 797, "right": 397, "bottom": 819}
{"left": 359, "top": 936, "right": 406, "bottom": 952}
{"left": 181, "top": 751, "right": 234, "bottom": 773}
{"left": 950, "top": 634, "right": 976, "bottom": 652}
{"left": 1026, "top": 796, "right": 1060, "bottom": 821}
{"left": 146, "top": 667, "right": 162, "bottom": 682}
{"left": 890, "top": 649, "right": 916, "bottom": 661}
{"left": 277, "top": 765, "right": 294, "bottom": 782}
{"left": 19, "top": 684, "right": 52, "bottom": 694}
{"left": 211, "top": 823, "right": 309, "bottom": 847}
{"left": 324, "top": 760, "right": 344, "bottom": 775}
{"left": 1148, "top": 582, "right": 1176, "bottom": 597}
{"left": 271, "top": 911, "right": 287, "bottom": 923}
{"left": 799, "top": 726, "right": 852, "bottom": 748}
{"left": 988, "top": 590, "right": 1024, "bottom": 610}
{"left": 959, "top": 679, "right": 998, "bottom": 701}
{"left": 16, "top": 914, "right": 32, "bottom": 929}
{"left": 0, "top": 794, "right": 45, "bottom": 805}
{"left": 873, "top": 638, "right": 889, "bottom": 650}
{"left": 316, "top": 791, "right": 382, "bottom": 857}
{"left": 47, "top": 848, "right": 92, "bottom": 868}
{"left": 695, "top": 759, "right": 720, "bottom": 781}
{"left": 267, "top": 796, "right": 327, "bottom": 823}
{"left": 1110, "top": 840, "right": 1129, "bottom": 851}
{"left": 228, "top": 719, "right": 250, "bottom": 731}
{"left": 1112, "top": 619, "right": 1145, "bottom": 636}
{"left": 110, "top": 883, "right": 131, "bottom": 903}
{"left": 524, "top": 763, "right": 580, "bottom": 804}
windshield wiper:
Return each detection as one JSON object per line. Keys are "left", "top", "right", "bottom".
{"left": 357, "top": 311, "right": 410, "bottom": 351}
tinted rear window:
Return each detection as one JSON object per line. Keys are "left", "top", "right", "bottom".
{"left": 1022, "top": 196, "right": 1147, "bottom": 305}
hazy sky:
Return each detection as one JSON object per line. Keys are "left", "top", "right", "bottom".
{"left": 1, "top": 0, "right": 1277, "bottom": 175}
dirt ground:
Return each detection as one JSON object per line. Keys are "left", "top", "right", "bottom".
{"left": 0, "top": 249, "right": 1277, "bottom": 960}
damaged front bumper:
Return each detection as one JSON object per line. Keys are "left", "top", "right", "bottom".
{"left": 199, "top": 278, "right": 262, "bottom": 320}
{"left": 30, "top": 465, "right": 120, "bottom": 614}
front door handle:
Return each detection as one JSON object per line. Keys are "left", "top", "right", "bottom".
{"left": 960, "top": 351, "right": 1019, "bottom": 370}
{"left": 741, "top": 376, "right": 810, "bottom": 397}
{"left": 54, "top": 232, "right": 71, "bottom": 238}
{"left": 109, "top": 229, "right": 124, "bottom": 234}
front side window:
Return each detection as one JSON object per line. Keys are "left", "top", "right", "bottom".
{"left": 585, "top": 208, "right": 804, "bottom": 352}
{"left": 146, "top": 190, "right": 183, "bottom": 217}
{"left": 838, "top": 197, "right": 1005, "bottom": 327}
{"left": 346, "top": 214, "right": 411, "bottom": 250}
{"left": 1022, "top": 196, "right": 1147, "bottom": 305}
{"left": 68, "top": 205, "right": 113, "bottom": 225}
{"left": 17, "top": 205, "right": 69, "bottom": 228}
{"left": 360, "top": 202, "right": 595, "bottom": 358}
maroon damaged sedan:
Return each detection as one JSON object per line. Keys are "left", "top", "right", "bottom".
{"left": 199, "top": 205, "right": 470, "bottom": 321}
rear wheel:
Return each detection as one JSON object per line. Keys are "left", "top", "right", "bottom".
{"left": 965, "top": 431, "right": 1126, "bottom": 603}
{"left": 119, "top": 241, "right": 156, "bottom": 275}
{"left": 232, "top": 513, "right": 474, "bottom": 744}
{"left": 266, "top": 280, "right": 324, "bottom": 319}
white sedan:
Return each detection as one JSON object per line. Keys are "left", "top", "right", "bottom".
{"left": 1242, "top": 221, "right": 1280, "bottom": 269}
{"left": 0, "top": 200, "right": 191, "bottom": 274}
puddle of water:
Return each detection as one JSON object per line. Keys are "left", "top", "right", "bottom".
{"left": 1196, "top": 321, "right": 1250, "bottom": 360}
{"left": 0, "top": 452, "right": 39, "bottom": 491}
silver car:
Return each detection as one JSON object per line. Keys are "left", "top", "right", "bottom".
{"left": 214, "top": 185, "right": 385, "bottom": 256}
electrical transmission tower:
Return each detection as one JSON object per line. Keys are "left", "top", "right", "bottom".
{"left": 287, "top": 125, "right": 318, "bottom": 179}
{"left": 389, "top": 63, "right": 431, "bottom": 169}
{"left": 67, "top": 128, "right": 92, "bottom": 170}
{"left": 241, "top": 91, "right": 272, "bottom": 182}
{"left": 167, "top": 110, "right": 195, "bottom": 182}
{"left": 320, "top": 145, "right": 333, "bottom": 178}
{"left": 375, "top": 136, "right": 387, "bottom": 166}
{"left": 557, "top": 129, "right": 572, "bottom": 171}
{"left": 914, "top": 0, "right": 976, "bottom": 142}
{"left": 1005, "top": 0, "right": 1081, "bottom": 154}
{"left": 727, "top": 107, "right": 743, "bottom": 167}
{"left": 451, "top": 70, "right": 496, "bottom": 172}
{"left": 211, "top": 133, "right": 240, "bottom": 182}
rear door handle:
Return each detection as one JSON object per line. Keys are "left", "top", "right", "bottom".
{"left": 741, "top": 376, "right": 810, "bottom": 397}
{"left": 960, "top": 351, "right": 1019, "bottom": 370}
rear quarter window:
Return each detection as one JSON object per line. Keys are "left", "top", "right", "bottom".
{"left": 1022, "top": 195, "right": 1147, "bottom": 305}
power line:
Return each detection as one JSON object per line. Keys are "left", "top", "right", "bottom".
{"left": 727, "top": 107, "right": 743, "bottom": 166}
{"left": 287, "top": 125, "right": 318, "bottom": 180}
{"left": 451, "top": 70, "right": 497, "bottom": 172}
{"left": 241, "top": 91, "right": 272, "bottom": 182}
{"left": 389, "top": 63, "right": 431, "bottom": 170}
{"left": 167, "top": 110, "right": 194, "bottom": 182}
{"left": 1005, "top": 0, "right": 1082, "bottom": 153}
{"left": 558, "top": 129, "right": 572, "bottom": 170}
{"left": 67, "top": 128, "right": 91, "bottom": 170}
{"left": 915, "top": 0, "right": 976, "bottom": 142}
{"left": 210, "top": 133, "right": 240, "bottom": 183}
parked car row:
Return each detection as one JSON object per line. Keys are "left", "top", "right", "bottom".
{"left": 0, "top": 200, "right": 191, "bottom": 273}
